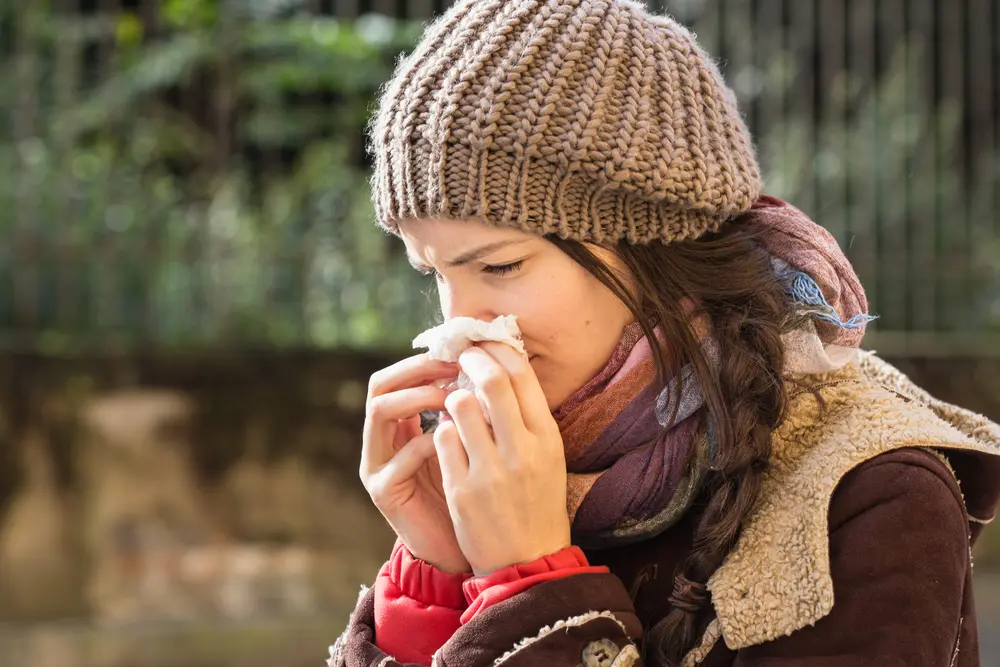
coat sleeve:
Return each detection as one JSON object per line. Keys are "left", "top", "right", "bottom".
{"left": 730, "top": 448, "right": 972, "bottom": 667}
{"left": 329, "top": 570, "right": 646, "bottom": 667}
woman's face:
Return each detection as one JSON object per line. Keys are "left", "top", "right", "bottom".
{"left": 398, "top": 217, "right": 635, "bottom": 411}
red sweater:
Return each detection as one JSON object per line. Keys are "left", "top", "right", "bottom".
{"left": 374, "top": 540, "right": 607, "bottom": 664}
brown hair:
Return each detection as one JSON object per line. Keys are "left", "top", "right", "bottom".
{"left": 547, "top": 220, "right": 805, "bottom": 666}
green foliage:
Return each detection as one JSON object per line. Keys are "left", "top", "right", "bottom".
{"left": 0, "top": 3, "right": 434, "bottom": 351}
{"left": 161, "top": 0, "right": 220, "bottom": 30}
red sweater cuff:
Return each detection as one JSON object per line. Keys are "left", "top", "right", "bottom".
{"left": 459, "top": 546, "right": 608, "bottom": 624}
{"left": 385, "top": 539, "right": 472, "bottom": 609}
{"left": 374, "top": 541, "right": 473, "bottom": 665}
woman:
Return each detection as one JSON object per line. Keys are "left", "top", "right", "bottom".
{"left": 330, "top": 1, "right": 1000, "bottom": 665}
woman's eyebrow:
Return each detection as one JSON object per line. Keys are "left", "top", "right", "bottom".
{"left": 406, "top": 239, "right": 530, "bottom": 270}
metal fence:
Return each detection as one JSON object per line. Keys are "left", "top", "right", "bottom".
{"left": 0, "top": 0, "right": 997, "bottom": 354}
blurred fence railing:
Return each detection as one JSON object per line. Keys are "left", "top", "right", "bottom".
{"left": 0, "top": 0, "right": 997, "bottom": 354}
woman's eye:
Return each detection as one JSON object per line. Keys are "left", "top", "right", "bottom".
{"left": 482, "top": 261, "right": 523, "bottom": 277}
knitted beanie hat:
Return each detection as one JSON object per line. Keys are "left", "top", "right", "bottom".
{"left": 368, "top": 0, "right": 761, "bottom": 245}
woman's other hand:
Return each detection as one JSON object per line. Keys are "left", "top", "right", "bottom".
{"left": 360, "top": 353, "right": 470, "bottom": 573}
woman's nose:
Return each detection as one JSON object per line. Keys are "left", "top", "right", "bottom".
{"left": 439, "top": 282, "right": 496, "bottom": 322}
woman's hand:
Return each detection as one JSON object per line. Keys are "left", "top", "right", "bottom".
{"left": 360, "top": 353, "right": 471, "bottom": 574}
{"left": 434, "top": 342, "right": 571, "bottom": 576}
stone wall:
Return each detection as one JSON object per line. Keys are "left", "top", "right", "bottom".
{"left": 0, "top": 350, "right": 399, "bottom": 627}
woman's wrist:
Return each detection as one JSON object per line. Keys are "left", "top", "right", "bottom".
{"left": 470, "top": 540, "right": 572, "bottom": 577}
{"left": 406, "top": 543, "right": 471, "bottom": 575}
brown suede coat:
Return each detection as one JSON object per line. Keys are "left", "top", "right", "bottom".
{"left": 331, "top": 355, "right": 1000, "bottom": 667}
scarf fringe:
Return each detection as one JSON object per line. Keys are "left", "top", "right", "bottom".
{"left": 771, "top": 258, "right": 878, "bottom": 333}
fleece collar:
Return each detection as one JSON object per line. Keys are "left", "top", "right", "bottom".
{"left": 707, "top": 353, "right": 1000, "bottom": 650}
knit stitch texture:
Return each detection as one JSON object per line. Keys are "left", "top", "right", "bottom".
{"left": 368, "top": 0, "right": 761, "bottom": 244}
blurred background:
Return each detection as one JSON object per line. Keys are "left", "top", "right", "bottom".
{"left": 0, "top": 0, "right": 997, "bottom": 665}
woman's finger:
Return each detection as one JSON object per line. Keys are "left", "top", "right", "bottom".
{"left": 456, "top": 346, "right": 525, "bottom": 447}
{"left": 444, "top": 389, "right": 499, "bottom": 470}
{"left": 366, "top": 353, "right": 458, "bottom": 401}
{"left": 377, "top": 431, "right": 437, "bottom": 489}
{"left": 433, "top": 420, "right": 469, "bottom": 490}
{"left": 476, "top": 341, "right": 550, "bottom": 433}
{"left": 361, "top": 384, "right": 448, "bottom": 477}
{"left": 393, "top": 414, "right": 423, "bottom": 451}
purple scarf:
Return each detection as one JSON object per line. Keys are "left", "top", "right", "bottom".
{"left": 553, "top": 196, "right": 872, "bottom": 548}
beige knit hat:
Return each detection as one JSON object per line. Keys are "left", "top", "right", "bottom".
{"left": 368, "top": 0, "right": 761, "bottom": 245}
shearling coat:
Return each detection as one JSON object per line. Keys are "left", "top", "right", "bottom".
{"left": 330, "top": 353, "right": 1000, "bottom": 667}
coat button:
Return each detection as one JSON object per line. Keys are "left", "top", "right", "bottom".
{"left": 582, "top": 639, "right": 621, "bottom": 667}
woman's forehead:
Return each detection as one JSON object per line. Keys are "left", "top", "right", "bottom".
{"left": 398, "top": 217, "right": 537, "bottom": 250}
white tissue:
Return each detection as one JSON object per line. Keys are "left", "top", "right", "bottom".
{"left": 412, "top": 315, "right": 525, "bottom": 362}
{"left": 412, "top": 315, "right": 526, "bottom": 424}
